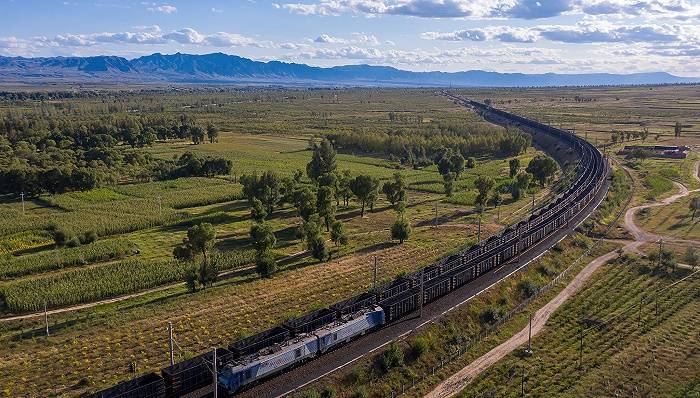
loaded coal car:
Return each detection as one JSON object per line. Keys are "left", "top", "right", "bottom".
{"left": 161, "top": 347, "right": 232, "bottom": 398}
{"left": 283, "top": 307, "right": 337, "bottom": 335}
{"left": 375, "top": 276, "right": 414, "bottom": 301}
{"left": 331, "top": 292, "right": 377, "bottom": 317}
{"left": 379, "top": 287, "right": 419, "bottom": 323}
{"left": 86, "top": 372, "right": 165, "bottom": 398}
{"left": 229, "top": 326, "right": 289, "bottom": 359}
{"left": 422, "top": 273, "right": 452, "bottom": 304}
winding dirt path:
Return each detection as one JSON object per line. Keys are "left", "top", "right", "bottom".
{"left": 427, "top": 160, "right": 700, "bottom": 398}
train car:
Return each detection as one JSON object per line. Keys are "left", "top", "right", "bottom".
{"left": 330, "top": 292, "right": 377, "bottom": 317}
{"left": 379, "top": 288, "right": 419, "bottom": 323}
{"left": 375, "top": 276, "right": 414, "bottom": 301}
{"left": 315, "top": 306, "right": 385, "bottom": 352}
{"left": 218, "top": 333, "right": 319, "bottom": 394}
{"left": 229, "top": 326, "right": 289, "bottom": 359}
{"left": 161, "top": 348, "right": 232, "bottom": 398}
{"left": 423, "top": 273, "right": 452, "bottom": 304}
{"left": 283, "top": 307, "right": 337, "bottom": 335}
{"left": 86, "top": 372, "right": 165, "bottom": 398}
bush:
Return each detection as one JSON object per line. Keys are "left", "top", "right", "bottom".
{"left": 480, "top": 306, "right": 501, "bottom": 325}
{"left": 53, "top": 230, "right": 69, "bottom": 247}
{"left": 410, "top": 336, "right": 430, "bottom": 358}
{"left": 321, "top": 387, "right": 337, "bottom": 398}
{"left": 353, "top": 386, "right": 369, "bottom": 398}
{"left": 66, "top": 236, "right": 81, "bottom": 248}
{"left": 380, "top": 342, "right": 404, "bottom": 372}
{"left": 255, "top": 251, "right": 277, "bottom": 277}
{"left": 391, "top": 218, "right": 411, "bottom": 244}
{"left": 517, "top": 279, "right": 540, "bottom": 298}
{"left": 80, "top": 230, "right": 98, "bottom": 245}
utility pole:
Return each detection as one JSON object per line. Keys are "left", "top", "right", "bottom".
{"left": 578, "top": 328, "right": 584, "bottom": 370}
{"left": 20, "top": 192, "right": 25, "bottom": 215}
{"left": 157, "top": 195, "right": 162, "bottom": 215}
{"left": 168, "top": 322, "right": 175, "bottom": 366}
{"left": 44, "top": 300, "right": 49, "bottom": 337}
{"left": 525, "top": 313, "right": 533, "bottom": 356}
{"left": 373, "top": 256, "right": 378, "bottom": 290}
{"left": 212, "top": 348, "right": 218, "bottom": 398}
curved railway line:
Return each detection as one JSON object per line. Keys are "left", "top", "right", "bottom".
{"left": 88, "top": 95, "right": 610, "bottom": 398}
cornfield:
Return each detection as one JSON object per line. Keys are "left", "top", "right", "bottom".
{"left": 0, "top": 239, "right": 139, "bottom": 279}
{"left": 0, "top": 248, "right": 255, "bottom": 313}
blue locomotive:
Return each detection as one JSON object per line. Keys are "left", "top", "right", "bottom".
{"left": 218, "top": 307, "right": 385, "bottom": 393}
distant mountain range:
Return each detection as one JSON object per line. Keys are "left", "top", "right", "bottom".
{"left": 1, "top": 52, "right": 698, "bottom": 87}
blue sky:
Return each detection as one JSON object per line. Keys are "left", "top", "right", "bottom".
{"left": 1, "top": 0, "right": 699, "bottom": 75}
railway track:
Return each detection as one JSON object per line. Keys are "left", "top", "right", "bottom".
{"left": 89, "top": 96, "right": 610, "bottom": 398}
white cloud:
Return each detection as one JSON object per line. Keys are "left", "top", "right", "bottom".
{"left": 276, "top": 0, "right": 700, "bottom": 19}
{"left": 148, "top": 4, "right": 177, "bottom": 14}
{"left": 423, "top": 22, "right": 699, "bottom": 44}
{"left": 314, "top": 34, "right": 347, "bottom": 43}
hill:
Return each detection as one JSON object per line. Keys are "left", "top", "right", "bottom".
{"left": 0, "top": 52, "right": 698, "bottom": 87}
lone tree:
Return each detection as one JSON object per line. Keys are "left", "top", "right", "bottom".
{"left": 293, "top": 186, "right": 317, "bottom": 221}
{"left": 251, "top": 197, "right": 268, "bottom": 222}
{"left": 206, "top": 123, "right": 219, "bottom": 143}
{"left": 330, "top": 220, "right": 349, "bottom": 247}
{"left": 382, "top": 172, "right": 407, "bottom": 206}
{"left": 684, "top": 247, "right": 699, "bottom": 268}
{"left": 174, "top": 223, "right": 217, "bottom": 289}
{"left": 526, "top": 155, "right": 558, "bottom": 187}
{"left": 300, "top": 214, "right": 329, "bottom": 261}
{"left": 307, "top": 138, "right": 337, "bottom": 181}
{"left": 250, "top": 222, "right": 277, "bottom": 277}
{"left": 474, "top": 176, "right": 495, "bottom": 207}
{"left": 510, "top": 172, "right": 532, "bottom": 201}
{"left": 508, "top": 158, "right": 520, "bottom": 178}
{"left": 442, "top": 172, "right": 455, "bottom": 197}
{"left": 351, "top": 175, "right": 379, "bottom": 217}
{"left": 317, "top": 185, "right": 336, "bottom": 231}
{"left": 690, "top": 197, "right": 700, "bottom": 220}
{"left": 391, "top": 200, "right": 411, "bottom": 244}
{"left": 674, "top": 121, "right": 682, "bottom": 137}
{"left": 489, "top": 191, "right": 503, "bottom": 220}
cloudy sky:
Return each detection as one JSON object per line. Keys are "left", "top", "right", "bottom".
{"left": 1, "top": 0, "right": 699, "bottom": 75}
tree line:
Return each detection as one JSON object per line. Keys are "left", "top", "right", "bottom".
{"left": 327, "top": 123, "right": 530, "bottom": 168}
{"left": 0, "top": 113, "right": 225, "bottom": 195}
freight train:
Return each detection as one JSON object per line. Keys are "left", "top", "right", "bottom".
{"left": 87, "top": 97, "right": 608, "bottom": 398}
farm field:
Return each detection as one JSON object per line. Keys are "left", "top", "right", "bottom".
{"left": 0, "top": 88, "right": 555, "bottom": 397}
{"left": 457, "top": 85, "right": 700, "bottom": 145}
{"left": 455, "top": 255, "right": 700, "bottom": 398}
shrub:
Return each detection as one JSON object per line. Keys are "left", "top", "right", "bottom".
{"left": 480, "top": 306, "right": 501, "bottom": 325}
{"left": 517, "top": 279, "right": 540, "bottom": 298}
{"left": 410, "top": 336, "right": 430, "bottom": 358}
{"left": 53, "top": 230, "right": 69, "bottom": 247}
{"left": 80, "top": 230, "right": 98, "bottom": 245}
{"left": 255, "top": 251, "right": 277, "bottom": 277}
{"left": 66, "top": 236, "right": 81, "bottom": 248}
{"left": 380, "top": 342, "right": 404, "bottom": 372}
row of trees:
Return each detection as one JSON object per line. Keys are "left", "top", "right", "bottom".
{"left": 327, "top": 125, "right": 530, "bottom": 169}
{"left": 0, "top": 112, "right": 223, "bottom": 195}
{"left": 610, "top": 129, "right": 651, "bottom": 144}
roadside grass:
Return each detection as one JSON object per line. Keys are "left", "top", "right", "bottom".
{"left": 637, "top": 193, "right": 700, "bottom": 240}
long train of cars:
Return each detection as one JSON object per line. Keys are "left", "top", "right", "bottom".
{"left": 88, "top": 97, "right": 608, "bottom": 398}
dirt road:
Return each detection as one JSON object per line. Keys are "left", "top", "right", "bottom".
{"left": 427, "top": 160, "right": 699, "bottom": 398}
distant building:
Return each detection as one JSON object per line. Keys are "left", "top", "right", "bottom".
{"left": 619, "top": 145, "right": 689, "bottom": 159}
